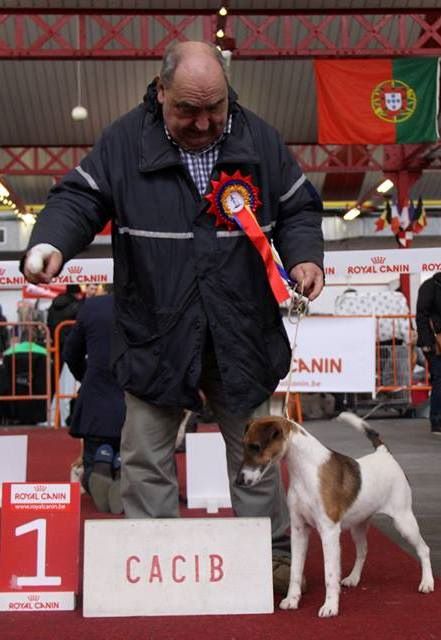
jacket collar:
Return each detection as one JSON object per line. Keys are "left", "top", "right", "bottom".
{"left": 433, "top": 272, "right": 441, "bottom": 288}
{"left": 139, "top": 79, "right": 260, "bottom": 173}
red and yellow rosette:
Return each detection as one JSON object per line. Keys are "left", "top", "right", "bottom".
{"left": 205, "top": 170, "right": 290, "bottom": 303}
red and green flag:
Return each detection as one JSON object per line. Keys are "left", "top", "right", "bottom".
{"left": 315, "top": 58, "right": 439, "bottom": 144}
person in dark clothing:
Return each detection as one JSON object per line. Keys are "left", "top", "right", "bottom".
{"left": 416, "top": 272, "right": 441, "bottom": 434}
{"left": 63, "top": 292, "right": 126, "bottom": 512}
{"left": 0, "top": 304, "right": 10, "bottom": 355}
{"left": 21, "top": 41, "right": 324, "bottom": 591}
{"left": 47, "top": 284, "right": 83, "bottom": 352}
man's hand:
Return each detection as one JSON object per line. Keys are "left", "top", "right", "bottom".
{"left": 289, "top": 262, "right": 324, "bottom": 301}
{"left": 23, "top": 244, "right": 63, "bottom": 284}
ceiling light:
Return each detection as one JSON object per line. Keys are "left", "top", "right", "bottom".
{"left": 216, "top": 29, "right": 225, "bottom": 38}
{"left": 19, "top": 213, "right": 36, "bottom": 225}
{"left": 72, "top": 105, "right": 88, "bottom": 121}
{"left": 343, "top": 207, "right": 361, "bottom": 221}
{"left": 71, "top": 31, "right": 88, "bottom": 121}
{"left": 221, "top": 49, "right": 232, "bottom": 68}
{"left": 376, "top": 179, "right": 394, "bottom": 194}
{"left": 0, "top": 183, "right": 10, "bottom": 198}
{"left": 218, "top": 7, "right": 228, "bottom": 17}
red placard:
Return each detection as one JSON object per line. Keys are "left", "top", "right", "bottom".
{"left": 0, "top": 482, "right": 80, "bottom": 611}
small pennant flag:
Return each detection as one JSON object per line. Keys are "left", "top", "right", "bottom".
{"left": 396, "top": 227, "right": 413, "bottom": 248}
{"left": 375, "top": 199, "right": 391, "bottom": 231}
{"left": 399, "top": 202, "right": 411, "bottom": 230}
{"left": 390, "top": 200, "right": 401, "bottom": 234}
{"left": 412, "top": 196, "right": 427, "bottom": 233}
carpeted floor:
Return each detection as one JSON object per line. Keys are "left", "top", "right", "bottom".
{"left": 0, "top": 427, "right": 440, "bottom": 640}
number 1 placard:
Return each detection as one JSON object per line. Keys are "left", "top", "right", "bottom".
{"left": 0, "top": 483, "right": 80, "bottom": 611}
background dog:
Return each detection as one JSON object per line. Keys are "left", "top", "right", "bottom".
{"left": 236, "top": 412, "right": 434, "bottom": 617}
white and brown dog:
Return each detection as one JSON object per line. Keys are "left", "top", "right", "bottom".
{"left": 236, "top": 412, "right": 434, "bottom": 617}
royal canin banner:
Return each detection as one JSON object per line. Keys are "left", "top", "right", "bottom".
{"left": 0, "top": 258, "right": 113, "bottom": 288}
{"left": 322, "top": 247, "right": 441, "bottom": 279}
{"left": 278, "top": 316, "right": 376, "bottom": 393}
{"left": 0, "top": 248, "right": 439, "bottom": 288}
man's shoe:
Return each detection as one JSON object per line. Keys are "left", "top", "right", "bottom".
{"left": 108, "top": 452, "right": 123, "bottom": 515}
{"left": 92, "top": 444, "right": 114, "bottom": 475}
{"left": 108, "top": 479, "right": 123, "bottom": 515}
{"left": 89, "top": 444, "right": 114, "bottom": 512}
{"left": 112, "top": 452, "right": 121, "bottom": 479}
{"left": 272, "top": 555, "right": 307, "bottom": 595}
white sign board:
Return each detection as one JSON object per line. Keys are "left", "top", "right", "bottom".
{"left": 0, "top": 435, "right": 27, "bottom": 507}
{"left": 323, "top": 247, "right": 440, "bottom": 279}
{"left": 0, "top": 247, "right": 438, "bottom": 288}
{"left": 186, "top": 433, "right": 232, "bottom": 513}
{"left": 279, "top": 316, "right": 376, "bottom": 393}
{"left": 83, "top": 518, "right": 273, "bottom": 617}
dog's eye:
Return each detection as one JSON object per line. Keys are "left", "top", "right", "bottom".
{"left": 247, "top": 442, "right": 261, "bottom": 454}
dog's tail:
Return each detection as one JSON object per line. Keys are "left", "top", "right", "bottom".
{"left": 336, "top": 411, "right": 385, "bottom": 450}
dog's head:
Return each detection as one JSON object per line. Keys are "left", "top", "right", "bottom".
{"left": 236, "top": 416, "right": 295, "bottom": 487}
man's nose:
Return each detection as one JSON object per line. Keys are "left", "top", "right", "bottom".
{"left": 194, "top": 113, "right": 210, "bottom": 131}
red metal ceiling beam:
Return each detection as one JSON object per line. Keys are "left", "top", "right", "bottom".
{"left": 1, "top": 7, "right": 441, "bottom": 16}
{"left": 1, "top": 12, "right": 441, "bottom": 59}
{"left": 2, "top": 144, "right": 441, "bottom": 176}
{"left": 0, "top": 146, "right": 92, "bottom": 176}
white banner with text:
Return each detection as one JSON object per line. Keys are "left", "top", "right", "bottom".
{"left": 1, "top": 247, "right": 439, "bottom": 288}
{"left": 278, "top": 316, "right": 376, "bottom": 393}
{"left": 83, "top": 518, "right": 273, "bottom": 617}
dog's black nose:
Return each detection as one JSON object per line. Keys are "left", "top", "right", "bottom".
{"left": 236, "top": 470, "right": 245, "bottom": 486}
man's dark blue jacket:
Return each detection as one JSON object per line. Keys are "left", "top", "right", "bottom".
{"left": 26, "top": 81, "right": 324, "bottom": 412}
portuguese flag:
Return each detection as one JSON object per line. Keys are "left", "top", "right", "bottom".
{"left": 315, "top": 58, "right": 439, "bottom": 144}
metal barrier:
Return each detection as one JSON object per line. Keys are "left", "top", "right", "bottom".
{"left": 53, "top": 319, "right": 78, "bottom": 429}
{"left": 0, "top": 321, "right": 52, "bottom": 426}
{"left": 0, "top": 315, "right": 432, "bottom": 427}
{"left": 375, "top": 314, "right": 430, "bottom": 393}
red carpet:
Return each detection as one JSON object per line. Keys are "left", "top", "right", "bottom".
{"left": 0, "top": 427, "right": 440, "bottom": 640}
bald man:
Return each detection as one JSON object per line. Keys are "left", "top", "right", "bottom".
{"left": 22, "top": 41, "right": 324, "bottom": 592}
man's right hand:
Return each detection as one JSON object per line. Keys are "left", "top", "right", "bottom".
{"left": 23, "top": 244, "right": 63, "bottom": 284}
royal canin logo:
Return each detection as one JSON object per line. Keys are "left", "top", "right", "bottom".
{"left": 34, "top": 485, "right": 47, "bottom": 492}
{"left": 370, "top": 256, "right": 386, "bottom": 265}
{"left": 68, "top": 266, "right": 83, "bottom": 274}
{"left": 27, "top": 595, "right": 40, "bottom": 602}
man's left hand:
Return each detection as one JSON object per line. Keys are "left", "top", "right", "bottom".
{"left": 289, "top": 262, "right": 324, "bottom": 301}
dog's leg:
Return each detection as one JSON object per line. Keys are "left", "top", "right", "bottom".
{"left": 279, "top": 518, "right": 310, "bottom": 611}
{"left": 341, "top": 520, "right": 369, "bottom": 588}
{"left": 392, "top": 510, "right": 434, "bottom": 593}
{"left": 318, "top": 523, "right": 341, "bottom": 617}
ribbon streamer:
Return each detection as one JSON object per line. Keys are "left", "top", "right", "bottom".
{"left": 205, "top": 171, "right": 290, "bottom": 303}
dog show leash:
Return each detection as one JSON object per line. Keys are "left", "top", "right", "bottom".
{"left": 283, "top": 284, "right": 309, "bottom": 422}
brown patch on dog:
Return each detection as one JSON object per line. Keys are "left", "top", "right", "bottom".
{"left": 319, "top": 452, "right": 361, "bottom": 522}
{"left": 243, "top": 416, "right": 296, "bottom": 467}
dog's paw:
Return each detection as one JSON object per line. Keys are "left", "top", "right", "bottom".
{"left": 341, "top": 574, "right": 360, "bottom": 588}
{"left": 418, "top": 578, "right": 435, "bottom": 593}
{"left": 279, "top": 594, "right": 300, "bottom": 610}
{"left": 318, "top": 601, "right": 339, "bottom": 617}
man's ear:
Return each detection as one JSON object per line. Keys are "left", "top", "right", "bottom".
{"left": 157, "top": 81, "right": 165, "bottom": 105}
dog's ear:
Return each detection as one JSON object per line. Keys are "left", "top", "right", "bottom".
{"left": 261, "top": 420, "right": 283, "bottom": 446}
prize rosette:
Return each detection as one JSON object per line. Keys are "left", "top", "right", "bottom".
{"left": 205, "top": 170, "right": 290, "bottom": 303}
